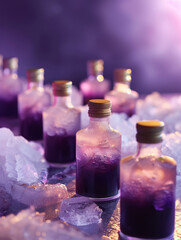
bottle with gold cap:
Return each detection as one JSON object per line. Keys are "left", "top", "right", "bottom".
{"left": 43, "top": 80, "right": 81, "bottom": 166}
{"left": 0, "top": 57, "right": 25, "bottom": 117}
{"left": 105, "top": 69, "right": 139, "bottom": 116}
{"left": 76, "top": 99, "right": 121, "bottom": 200}
{"left": 120, "top": 120, "right": 176, "bottom": 240}
{"left": 80, "top": 60, "right": 110, "bottom": 105}
{"left": 18, "top": 68, "right": 51, "bottom": 140}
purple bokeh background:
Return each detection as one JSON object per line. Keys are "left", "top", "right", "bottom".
{"left": 0, "top": 0, "right": 181, "bottom": 94}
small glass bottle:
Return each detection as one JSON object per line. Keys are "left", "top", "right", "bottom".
{"left": 76, "top": 99, "right": 121, "bottom": 201}
{"left": 105, "top": 69, "right": 138, "bottom": 116}
{"left": 80, "top": 60, "right": 110, "bottom": 105}
{"left": 0, "top": 57, "right": 23, "bottom": 117}
{"left": 120, "top": 120, "right": 176, "bottom": 240}
{"left": 18, "top": 68, "right": 51, "bottom": 141}
{"left": 43, "top": 81, "right": 81, "bottom": 166}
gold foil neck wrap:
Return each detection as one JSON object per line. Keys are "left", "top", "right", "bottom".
{"left": 3, "top": 57, "right": 18, "bottom": 70}
{"left": 136, "top": 120, "right": 164, "bottom": 143}
{"left": 88, "top": 99, "right": 111, "bottom": 118}
{"left": 114, "top": 68, "right": 132, "bottom": 83}
{"left": 87, "top": 60, "right": 104, "bottom": 76}
{"left": 26, "top": 68, "right": 44, "bottom": 83}
{"left": 52, "top": 80, "right": 72, "bottom": 96}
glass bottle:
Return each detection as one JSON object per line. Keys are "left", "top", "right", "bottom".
{"left": 76, "top": 99, "right": 121, "bottom": 201}
{"left": 18, "top": 68, "right": 51, "bottom": 141}
{"left": 43, "top": 80, "right": 81, "bottom": 166}
{"left": 0, "top": 57, "right": 24, "bottom": 117}
{"left": 105, "top": 69, "right": 138, "bottom": 116}
{"left": 120, "top": 120, "right": 176, "bottom": 240}
{"left": 0, "top": 55, "right": 3, "bottom": 77}
{"left": 80, "top": 60, "right": 110, "bottom": 105}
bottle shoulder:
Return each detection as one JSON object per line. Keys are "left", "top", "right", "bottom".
{"left": 106, "top": 89, "right": 139, "bottom": 99}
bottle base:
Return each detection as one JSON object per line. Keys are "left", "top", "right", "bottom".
{"left": 47, "top": 161, "right": 76, "bottom": 168}
{"left": 77, "top": 190, "right": 120, "bottom": 202}
{"left": 119, "top": 231, "right": 174, "bottom": 240}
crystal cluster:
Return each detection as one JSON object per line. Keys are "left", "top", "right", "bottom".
{"left": 0, "top": 207, "right": 100, "bottom": 240}
{"left": 59, "top": 197, "right": 103, "bottom": 226}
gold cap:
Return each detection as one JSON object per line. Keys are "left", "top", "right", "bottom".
{"left": 52, "top": 80, "right": 72, "bottom": 96}
{"left": 87, "top": 60, "right": 104, "bottom": 76}
{"left": 26, "top": 68, "right": 44, "bottom": 83}
{"left": 3, "top": 57, "right": 18, "bottom": 70}
{"left": 114, "top": 69, "right": 132, "bottom": 83}
{"left": 88, "top": 99, "right": 111, "bottom": 118}
{"left": 136, "top": 120, "right": 164, "bottom": 143}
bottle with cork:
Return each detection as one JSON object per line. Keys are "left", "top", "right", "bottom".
{"left": 80, "top": 60, "right": 110, "bottom": 105}
{"left": 18, "top": 68, "right": 51, "bottom": 141}
{"left": 0, "top": 57, "right": 25, "bottom": 118}
{"left": 120, "top": 120, "right": 176, "bottom": 240}
{"left": 76, "top": 99, "right": 121, "bottom": 201}
{"left": 105, "top": 68, "right": 138, "bottom": 116}
{"left": 43, "top": 80, "right": 81, "bottom": 166}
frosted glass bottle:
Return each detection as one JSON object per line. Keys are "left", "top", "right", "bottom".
{"left": 120, "top": 120, "right": 176, "bottom": 240}
{"left": 80, "top": 60, "right": 110, "bottom": 105}
{"left": 105, "top": 69, "right": 138, "bottom": 116}
{"left": 0, "top": 57, "right": 24, "bottom": 117}
{"left": 43, "top": 81, "right": 81, "bottom": 166}
{"left": 18, "top": 68, "right": 51, "bottom": 141}
{"left": 76, "top": 99, "right": 121, "bottom": 201}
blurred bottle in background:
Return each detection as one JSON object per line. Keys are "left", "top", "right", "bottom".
{"left": 18, "top": 68, "right": 51, "bottom": 141}
{"left": 0, "top": 57, "right": 25, "bottom": 118}
{"left": 80, "top": 60, "right": 110, "bottom": 105}
{"left": 43, "top": 80, "right": 81, "bottom": 166}
{"left": 105, "top": 69, "right": 138, "bottom": 117}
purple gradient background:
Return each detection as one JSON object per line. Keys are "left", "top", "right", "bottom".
{"left": 0, "top": 0, "right": 181, "bottom": 94}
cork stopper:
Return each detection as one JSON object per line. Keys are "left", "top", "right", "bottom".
{"left": 87, "top": 60, "right": 104, "bottom": 76}
{"left": 136, "top": 120, "right": 164, "bottom": 144}
{"left": 3, "top": 57, "right": 18, "bottom": 71}
{"left": 114, "top": 69, "right": 132, "bottom": 83}
{"left": 88, "top": 99, "right": 111, "bottom": 118}
{"left": 52, "top": 80, "right": 72, "bottom": 96}
{"left": 26, "top": 68, "right": 44, "bottom": 83}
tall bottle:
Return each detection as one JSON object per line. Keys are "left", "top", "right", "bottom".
{"left": 76, "top": 99, "right": 121, "bottom": 201}
{"left": 120, "top": 120, "right": 176, "bottom": 240}
{"left": 43, "top": 81, "right": 81, "bottom": 166}
{"left": 18, "top": 68, "right": 51, "bottom": 141}
{"left": 0, "top": 57, "right": 23, "bottom": 117}
{"left": 80, "top": 60, "right": 110, "bottom": 105}
{"left": 105, "top": 69, "right": 138, "bottom": 116}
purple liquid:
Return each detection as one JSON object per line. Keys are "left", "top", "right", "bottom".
{"left": 20, "top": 112, "right": 43, "bottom": 140}
{"left": 76, "top": 159, "right": 120, "bottom": 198}
{"left": 44, "top": 134, "right": 76, "bottom": 164}
{"left": 121, "top": 194, "right": 175, "bottom": 238}
{"left": 0, "top": 97, "right": 18, "bottom": 117}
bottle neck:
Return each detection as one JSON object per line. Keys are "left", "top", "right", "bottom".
{"left": 53, "top": 95, "right": 72, "bottom": 107}
{"left": 136, "top": 142, "right": 162, "bottom": 158}
{"left": 114, "top": 82, "right": 131, "bottom": 92}
{"left": 88, "top": 116, "right": 110, "bottom": 129}
{"left": 28, "top": 81, "right": 44, "bottom": 90}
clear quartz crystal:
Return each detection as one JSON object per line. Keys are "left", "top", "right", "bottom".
{"left": 76, "top": 116, "right": 121, "bottom": 201}
{"left": 0, "top": 58, "right": 25, "bottom": 118}
{"left": 105, "top": 70, "right": 138, "bottom": 116}
{"left": 80, "top": 60, "right": 110, "bottom": 105}
{"left": 120, "top": 141, "right": 176, "bottom": 239}
{"left": 18, "top": 76, "right": 51, "bottom": 141}
{"left": 43, "top": 95, "right": 81, "bottom": 166}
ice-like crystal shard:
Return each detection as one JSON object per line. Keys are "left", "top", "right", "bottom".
{"left": 59, "top": 197, "right": 103, "bottom": 226}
